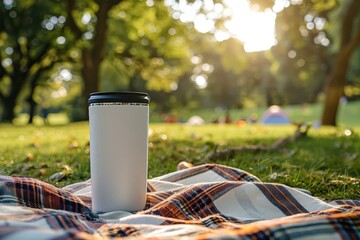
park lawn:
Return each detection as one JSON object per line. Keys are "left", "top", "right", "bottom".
{"left": 12, "top": 100, "right": 360, "bottom": 127}
{"left": 151, "top": 100, "right": 360, "bottom": 127}
{"left": 0, "top": 122, "right": 359, "bottom": 201}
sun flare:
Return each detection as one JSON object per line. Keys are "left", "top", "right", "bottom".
{"left": 224, "top": 1, "right": 277, "bottom": 52}
{"left": 168, "top": 0, "right": 278, "bottom": 53}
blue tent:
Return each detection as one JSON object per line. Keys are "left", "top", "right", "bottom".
{"left": 260, "top": 105, "right": 291, "bottom": 125}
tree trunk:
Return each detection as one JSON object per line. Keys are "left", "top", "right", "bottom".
{"left": 27, "top": 97, "right": 36, "bottom": 124}
{"left": 321, "top": 49, "right": 351, "bottom": 126}
{"left": 264, "top": 75, "right": 274, "bottom": 107}
{"left": 321, "top": 0, "right": 360, "bottom": 126}
{"left": 27, "top": 70, "right": 42, "bottom": 124}
{"left": 66, "top": 0, "right": 123, "bottom": 120}
{"left": 262, "top": 57, "right": 275, "bottom": 107}
{"left": 82, "top": 49, "right": 101, "bottom": 118}
{"left": 1, "top": 95, "right": 17, "bottom": 122}
{"left": 0, "top": 72, "right": 26, "bottom": 122}
{"left": 80, "top": 1, "right": 115, "bottom": 120}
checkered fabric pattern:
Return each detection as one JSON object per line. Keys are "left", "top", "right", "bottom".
{"left": 0, "top": 163, "right": 359, "bottom": 239}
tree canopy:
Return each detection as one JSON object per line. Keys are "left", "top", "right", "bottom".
{"left": 0, "top": 0, "right": 359, "bottom": 125}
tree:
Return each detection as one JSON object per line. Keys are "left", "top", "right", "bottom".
{"left": 0, "top": 0, "right": 69, "bottom": 122}
{"left": 243, "top": 0, "right": 360, "bottom": 125}
{"left": 65, "top": 0, "right": 197, "bottom": 119}
{"left": 251, "top": 0, "right": 360, "bottom": 125}
{"left": 64, "top": 0, "right": 123, "bottom": 120}
{"left": 321, "top": 0, "right": 360, "bottom": 126}
{"left": 270, "top": 1, "right": 331, "bottom": 105}
{"left": 0, "top": 0, "right": 135, "bottom": 122}
{"left": 166, "top": 0, "right": 331, "bottom": 109}
{"left": 106, "top": 1, "right": 193, "bottom": 92}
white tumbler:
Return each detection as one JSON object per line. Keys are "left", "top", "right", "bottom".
{"left": 88, "top": 91, "right": 150, "bottom": 212}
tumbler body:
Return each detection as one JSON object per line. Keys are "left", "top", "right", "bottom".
{"left": 88, "top": 92, "right": 149, "bottom": 212}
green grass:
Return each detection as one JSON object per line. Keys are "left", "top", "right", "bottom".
{"left": 151, "top": 100, "right": 360, "bottom": 127}
{"left": 0, "top": 122, "right": 359, "bottom": 201}
{"left": 11, "top": 100, "right": 360, "bottom": 127}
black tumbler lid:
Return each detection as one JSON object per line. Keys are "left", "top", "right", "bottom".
{"left": 88, "top": 91, "right": 150, "bottom": 104}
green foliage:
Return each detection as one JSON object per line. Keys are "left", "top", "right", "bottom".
{"left": 0, "top": 0, "right": 80, "bottom": 121}
{"left": 270, "top": 2, "right": 330, "bottom": 104}
{"left": 105, "top": 1, "right": 193, "bottom": 92}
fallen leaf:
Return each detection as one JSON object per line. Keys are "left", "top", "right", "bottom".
{"left": 62, "top": 164, "right": 73, "bottom": 173}
{"left": 25, "top": 153, "right": 34, "bottom": 161}
{"left": 68, "top": 139, "right": 79, "bottom": 149}
{"left": 39, "top": 169, "right": 47, "bottom": 176}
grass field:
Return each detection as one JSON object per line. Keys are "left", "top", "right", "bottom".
{"left": 149, "top": 100, "right": 360, "bottom": 127}
{"left": 11, "top": 100, "right": 360, "bottom": 127}
{"left": 0, "top": 122, "right": 359, "bottom": 201}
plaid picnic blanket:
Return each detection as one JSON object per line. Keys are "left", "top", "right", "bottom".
{"left": 0, "top": 163, "right": 359, "bottom": 239}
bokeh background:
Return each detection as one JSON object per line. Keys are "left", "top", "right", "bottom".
{"left": 1, "top": 0, "right": 359, "bottom": 127}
